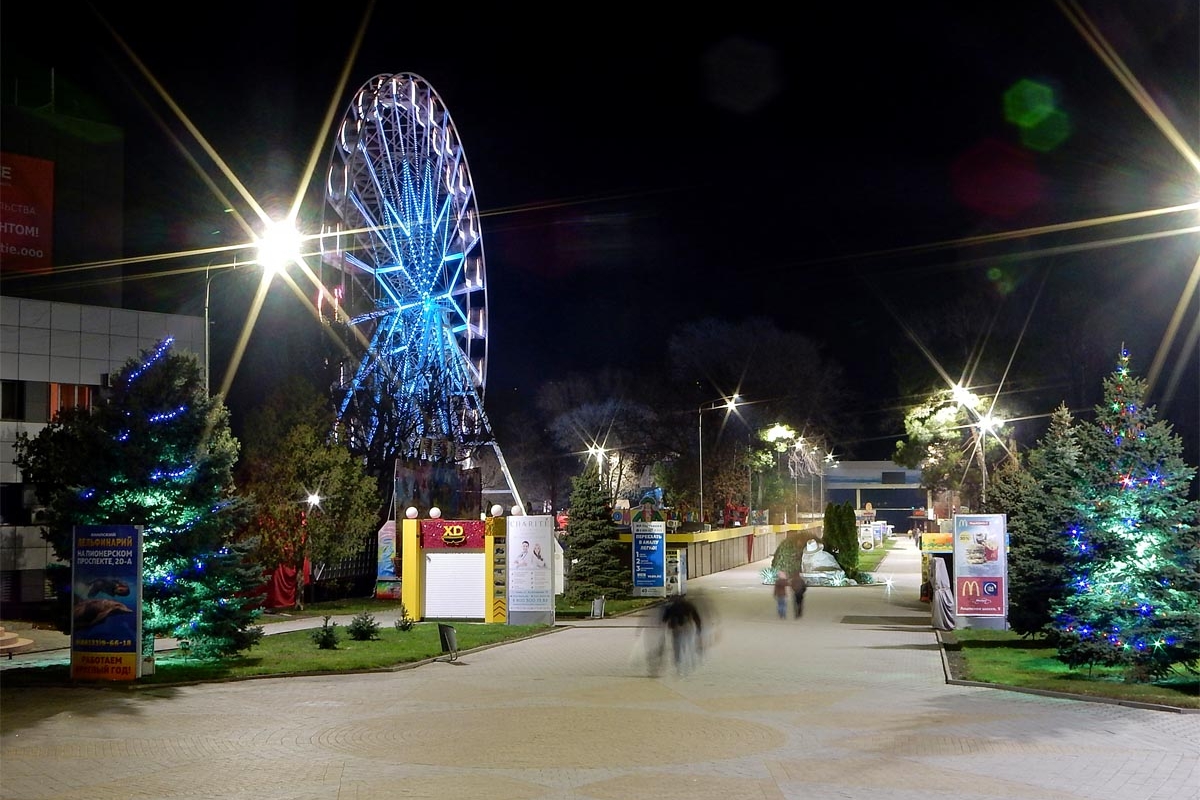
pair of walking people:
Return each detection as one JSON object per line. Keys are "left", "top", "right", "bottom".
{"left": 773, "top": 569, "right": 807, "bottom": 619}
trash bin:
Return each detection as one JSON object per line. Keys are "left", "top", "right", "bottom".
{"left": 437, "top": 623, "right": 458, "bottom": 661}
{"left": 590, "top": 596, "right": 606, "bottom": 619}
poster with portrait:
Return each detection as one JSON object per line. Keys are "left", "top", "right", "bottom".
{"left": 953, "top": 514, "right": 1007, "bottom": 618}
{"left": 506, "top": 515, "right": 554, "bottom": 612}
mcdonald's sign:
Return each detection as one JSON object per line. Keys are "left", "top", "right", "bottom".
{"left": 955, "top": 576, "right": 1004, "bottom": 615}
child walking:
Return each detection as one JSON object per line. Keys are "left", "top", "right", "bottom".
{"left": 773, "top": 570, "right": 790, "bottom": 618}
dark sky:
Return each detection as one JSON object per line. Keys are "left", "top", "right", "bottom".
{"left": 3, "top": 2, "right": 1198, "bottom": 468}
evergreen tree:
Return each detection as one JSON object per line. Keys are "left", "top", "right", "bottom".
{"left": 821, "top": 501, "right": 859, "bottom": 578}
{"left": 13, "top": 338, "right": 263, "bottom": 659}
{"left": 770, "top": 535, "right": 804, "bottom": 576}
{"left": 995, "top": 405, "right": 1086, "bottom": 639}
{"left": 562, "top": 464, "right": 627, "bottom": 602}
{"left": 1052, "top": 350, "right": 1200, "bottom": 680}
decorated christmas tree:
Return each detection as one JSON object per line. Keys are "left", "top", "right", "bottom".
{"left": 14, "top": 338, "right": 263, "bottom": 658}
{"left": 562, "top": 463, "right": 627, "bottom": 603}
{"left": 1052, "top": 349, "right": 1199, "bottom": 680}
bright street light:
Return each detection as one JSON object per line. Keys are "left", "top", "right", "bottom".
{"left": 203, "top": 221, "right": 303, "bottom": 396}
{"left": 698, "top": 394, "right": 741, "bottom": 529}
{"left": 256, "top": 220, "right": 303, "bottom": 275}
{"left": 586, "top": 443, "right": 607, "bottom": 489}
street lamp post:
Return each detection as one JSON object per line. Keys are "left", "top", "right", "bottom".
{"left": 698, "top": 394, "right": 741, "bottom": 529}
{"left": 747, "top": 438, "right": 753, "bottom": 525}
{"left": 587, "top": 444, "right": 606, "bottom": 492}
{"left": 204, "top": 261, "right": 216, "bottom": 396}
{"left": 975, "top": 413, "right": 999, "bottom": 506}
{"left": 203, "top": 254, "right": 241, "bottom": 397}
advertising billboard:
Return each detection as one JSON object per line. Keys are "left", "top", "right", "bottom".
{"left": 953, "top": 514, "right": 1007, "bottom": 618}
{"left": 70, "top": 524, "right": 143, "bottom": 681}
{"left": 632, "top": 519, "right": 666, "bottom": 597}
{"left": 506, "top": 515, "right": 554, "bottom": 612}
{"left": 0, "top": 152, "right": 54, "bottom": 273}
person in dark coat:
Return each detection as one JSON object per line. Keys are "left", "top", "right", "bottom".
{"left": 789, "top": 571, "right": 807, "bottom": 618}
{"left": 649, "top": 594, "right": 704, "bottom": 675}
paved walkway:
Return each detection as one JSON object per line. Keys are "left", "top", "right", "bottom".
{"left": 2, "top": 539, "right": 1198, "bottom": 800}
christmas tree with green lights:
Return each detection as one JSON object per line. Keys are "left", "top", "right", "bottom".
{"left": 14, "top": 338, "right": 263, "bottom": 658}
{"left": 1051, "top": 349, "right": 1199, "bottom": 681}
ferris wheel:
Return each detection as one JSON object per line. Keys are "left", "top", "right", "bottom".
{"left": 320, "top": 73, "right": 521, "bottom": 506}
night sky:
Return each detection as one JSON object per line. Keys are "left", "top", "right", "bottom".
{"left": 3, "top": 2, "right": 1197, "bottom": 470}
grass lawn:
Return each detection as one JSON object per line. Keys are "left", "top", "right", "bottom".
{"left": 2, "top": 619, "right": 553, "bottom": 686}
{"left": 942, "top": 628, "right": 1199, "bottom": 709}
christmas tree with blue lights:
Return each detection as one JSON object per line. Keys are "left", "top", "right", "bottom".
{"left": 1051, "top": 349, "right": 1199, "bottom": 681}
{"left": 14, "top": 338, "right": 263, "bottom": 658}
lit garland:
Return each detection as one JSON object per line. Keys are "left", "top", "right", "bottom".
{"left": 148, "top": 405, "right": 189, "bottom": 423}
{"left": 123, "top": 337, "right": 174, "bottom": 383}
{"left": 56, "top": 336, "right": 263, "bottom": 657}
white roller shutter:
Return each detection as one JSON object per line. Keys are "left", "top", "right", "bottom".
{"left": 424, "top": 552, "right": 485, "bottom": 619}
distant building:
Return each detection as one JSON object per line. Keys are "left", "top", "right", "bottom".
{"left": 825, "top": 460, "right": 928, "bottom": 533}
{"left": 0, "top": 56, "right": 194, "bottom": 613}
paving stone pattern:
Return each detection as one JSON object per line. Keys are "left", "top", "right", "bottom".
{"left": 2, "top": 539, "right": 1197, "bottom": 800}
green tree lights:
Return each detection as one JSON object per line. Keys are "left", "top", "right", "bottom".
{"left": 14, "top": 338, "right": 263, "bottom": 658}
{"left": 1051, "top": 350, "right": 1199, "bottom": 680}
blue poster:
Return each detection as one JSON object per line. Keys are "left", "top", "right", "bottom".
{"left": 71, "top": 524, "right": 143, "bottom": 681}
{"left": 632, "top": 523, "right": 666, "bottom": 597}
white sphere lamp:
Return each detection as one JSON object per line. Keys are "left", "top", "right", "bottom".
{"left": 430, "top": 507, "right": 442, "bottom": 519}
{"left": 405, "top": 506, "right": 418, "bottom": 519}
{"left": 490, "top": 504, "right": 504, "bottom": 517}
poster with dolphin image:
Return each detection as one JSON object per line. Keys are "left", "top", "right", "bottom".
{"left": 71, "top": 524, "right": 143, "bottom": 681}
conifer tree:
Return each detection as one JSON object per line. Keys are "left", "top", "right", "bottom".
{"left": 13, "top": 338, "right": 263, "bottom": 658}
{"left": 996, "top": 405, "right": 1086, "bottom": 639}
{"left": 821, "top": 501, "right": 859, "bottom": 578}
{"left": 1052, "top": 350, "right": 1200, "bottom": 680}
{"left": 562, "top": 464, "right": 627, "bottom": 602}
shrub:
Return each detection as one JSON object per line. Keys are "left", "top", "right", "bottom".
{"left": 347, "top": 611, "right": 381, "bottom": 641}
{"left": 310, "top": 616, "right": 340, "bottom": 649}
{"left": 394, "top": 601, "right": 415, "bottom": 632}
{"left": 770, "top": 537, "right": 804, "bottom": 576}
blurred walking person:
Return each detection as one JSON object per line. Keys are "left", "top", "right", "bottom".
{"left": 773, "top": 570, "right": 790, "bottom": 619}
{"left": 789, "top": 570, "right": 807, "bottom": 618}
{"left": 647, "top": 594, "right": 704, "bottom": 676}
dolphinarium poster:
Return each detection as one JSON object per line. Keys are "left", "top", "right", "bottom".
{"left": 70, "top": 524, "right": 143, "bottom": 681}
